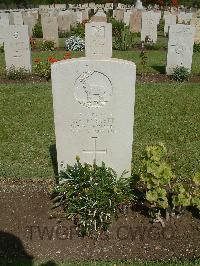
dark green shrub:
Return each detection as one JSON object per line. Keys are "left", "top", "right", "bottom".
{"left": 40, "top": 40, "right": 55, "bottom": 51}
{"left": 193, "top": 42, "right": 200, "bottom": 53}
{"left": 6, "top": 66, "right": 29, "bottom": 80}
{"left": 32, "top": 22, "right": 43, "bottom": 38}
{"left": 107, "top": 9, "right": 113, "bottom": 18}
{"left": 108, "top": 17, "right": 125, "bottom": 37}
{"left": 51, "top": 157, "right": 133, "bottom": 238}
{"left": 158, "top": 18, "right": 164, "bottom": 34}
{"left": 113, "top": 27, "right": 135, "bottom": 51}
{"left": 144, "top": 42, "right": 167, "bottom": 50}
{"left": 58, "top": 31, "right": 71, "bottom": 38}
{"left": 71, "top": 23, "right": 85, "bottom": 38}
{"left": 140, "top": 48, "right": 148, "bottom": 66}
{"left": 171, "top": 66, "right": 190, "bottom": 82}
{"left": 33, "top": 58, "right": 51, "bottom": 80}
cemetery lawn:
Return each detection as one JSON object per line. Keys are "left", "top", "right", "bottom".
{"left": 0, "top": 82, "right": 200, "bottom": 180}
{"left": 0, "top": 49, "right": 200, "bottom": 77}
{"left": 32, "top": 50, "right": 200, "bottom": 75}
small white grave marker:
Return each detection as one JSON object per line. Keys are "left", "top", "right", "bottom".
{"left": 85, "top": 22, "right": 112, "bottom": 59}
{"left": 166, "top": 24, "right": 195, "bottom": 74}
{"left": 4, "top": 25, "right": 31, "bottom": 71}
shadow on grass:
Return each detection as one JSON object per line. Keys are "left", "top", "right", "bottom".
{"left": 49, "top": 144, "right": 59, "bottom": 183}
{"left": 151, "top": 65, "right": 166, "bottom": 74}
{"left": 0, "top": 231, "right": 57, "bottom": 266}
{"left": 0, "top": 231, "right": 33, "bottom": 265}
{"left": 40, "top": 261, "right": 57, "bottom": 266}
{"left": 0, "top": 231, "right": 57, "bottom": 265}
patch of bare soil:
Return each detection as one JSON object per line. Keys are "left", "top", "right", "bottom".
{"left": 0, "top": 75, "right": 47, "bottom": 84}
{"left": 137, "top": 73, "right": 200, "bottom": 84}
{"left": 0, "top": 74, "right": 200, "bottom": 85}
{"left": 0, "top": 180, "right": 199, "bottom": 263}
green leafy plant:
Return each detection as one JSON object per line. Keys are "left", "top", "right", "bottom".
{"left": 136, "top": 143, "right": 175, "bottom": 225}
{"left": 172, "top": 173, "right": 200, "bottom": 215}
{"left": 58, "top": 31, "right": 71, "bottom": 38}
{"left": 34, "top": 58, "right": 51, "bottom": 80}
{"left": 136, "top": 143, "right": 200, "bottom": 224}
{"left": 32, "top": 22, "right": 43, "bottom": 38}
{"left": 6, "top": 66, "right": 29, "bottom": 80}
{"left": 108, "top": 17, "right": 125, "bottom": 37}
{"left": 193, "top": 42, "right": 200, "bottom": 53}
{"left": 40, "top": 40, "right": 55, "bottom": 51}
{"left": 113, "top": 27, "right": 135, "bottom": 51}
{"left": 34, "top": 53, "right": 71, "bottom": 80}
{"left": 51, "top": 157, "right": 133, "bottom": 238}
{"left": 71, "top": 23, "right": 85, "bottom": 38}
{"left": 140, "top": 43, "right": 148, "bottom": 66}
{"left": 171, "top": 66, "right": 190, "bottom": 82}
{"left": 172, "top": 183, "right": 191, "bottom": 216}
{"left": 158, "top": 18, "right": 164, "bottom": 34}
{"left": 190, "top": 173, "right": 200, "bottom": 211}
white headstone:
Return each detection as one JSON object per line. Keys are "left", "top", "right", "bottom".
{"left": 42, "top": 16, "right": 59, "bottom": 47}
{"left": 90, "top": 9, "right": 107, "bottom": 22}
{"left": 82, "top": 9, "right": 89, "bottom": 21}
{"left": 76, "top": 10, "right": 83, "bottom": 23}
{"left": 89, "top": 2, "right": 96, "bottom": 9}
{"left": 0, "top": 25, "right": 7, "bottom": 45}
{"left": 85, "top": 22, "right": 112, "bottom": 59}
{"left": 141, "top": 11, "right": 158, "bottom": 43}
{"left": 191, "top": 18, "right": 200, "bottom": 43}
{"left": 54, "top": 4, "right": 66, "bottom": 9}
{"left": 0, "top": 12, "right": 10, "bottom": 26}
{"left": 164, "top": 14, "right": 176, "bottom": 35}
{"left": 70, "top": 11, "right": 77, "bottom": 27}
{"left": 4, "top": 25, "right": 31, "bottom": 71}
{"left": 178, "top": 12, "right": 192, "bottom": 24}
{"left": 113, "top": 9, "right": 124, "bottom": 22}
{"left": 154, "top": 11, "right": 161, "bottom": 25}
{"left": 123, "top": 10, "right": 132, "bottom": 26}
{"left": 104, "top": 3, "right": 113, "bottom": 11}
{"left": 166, "top": 24, "right": 195, "bottom": 74}
{"left": 135, "top": 0, "right": 143, "bottom": 10}
{"left": 58, "top": 11, "right": 72, "bottom": 33}
{"left": 23, "top": 14, "right": 37, "bottom": 37}
{"left": 10, "top": 12, "right": 23, "bottom": 25}
{"left": 51, "top": 22, "right": 136, "bottom": 178}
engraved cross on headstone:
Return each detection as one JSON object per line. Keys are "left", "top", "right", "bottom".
{"left": 82, "top": 137, "right": 107, "bottom": 162}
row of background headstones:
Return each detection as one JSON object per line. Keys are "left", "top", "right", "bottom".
{"left": 0, "top": 23, "right": 196, "bottom": 76}
{"left": 0, "top": 6, "right": 199, "bottom": 43}
{"left": 0, "top": 4, "right": 199, "bottom": 75}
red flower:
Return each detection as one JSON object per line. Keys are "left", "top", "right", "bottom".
{"left": 34, "top": 58, "right": 41, "bottom": 64}
{"left": 63, "top": 51, "right": 71, "bottom": 60}
{"left": 171, "top": 0, "right": 178, "bottom": 7}
{"left": 48, "top": 57, "right": 59, "bottom": 64}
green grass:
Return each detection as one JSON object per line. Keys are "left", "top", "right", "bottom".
{"left": 0, "top": 83, "right": 54, "bottom": 179}
{"left": 132, "top": 83, "right": 200, "bottom": 180}
{"left": 0, "top": 82, "right": 200, "bottom": 180}
{"left": 29, "top": 49, "right": 200, "bottom": 76}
